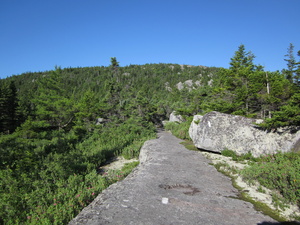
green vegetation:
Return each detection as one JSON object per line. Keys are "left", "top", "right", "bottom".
{"left": 179, "top": 141, "right": 198, "bottom": 151}
{"left": 219, "top": 149, "right": 300, "bottom": 210}
{"left": 164, "top": 118, "right": 192, "bottom": 140}
{"left": 241, "top": 152, "right": 300, "bottom": 208}
{"left": 1, "top": 62, "right": 218, "bottom": 224}
{"left": 0, "top": 122, "right": 154, "bottom": 225}
{"left": 211, "top": 149, "right": 300, "bottom": 221}
{"left": 208, "top": 153, "right": 296, "bottom": 222}
{"left": 221, "top": 149, "right": 257, "bottom": 162}
{"left": 1, "top": 43, "right": 300, "bottom": 224}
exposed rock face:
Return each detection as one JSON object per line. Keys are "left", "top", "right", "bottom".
{"left": 176, "top": 80, "right": 198, "bottom": 91}
{"left": 169, "top": 111, "right": 184, "bottom": 123}
{"left": 189, "top": 115, "right": 203, "bottom": 142}
{"left": 95, "top": 118, "right": 107, "bottom": 125}
{"left": 176, "top": 81, "right": 184, "bottom": 90}
{"left": 164, "top": 82, "right": 172, "bottom": 92}
{"left": 190, "top": 111, "right": 300, "bottom": 157}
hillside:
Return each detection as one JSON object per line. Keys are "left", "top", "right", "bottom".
{"left": 0, "top": 62, "right": 221, "bottom": 224}
{"left": 1, "top": 44, "right": 300, "bottom": 224}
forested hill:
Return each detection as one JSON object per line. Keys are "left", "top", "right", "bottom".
{"left": 0, "top": 61, "right": 221, "bottom": 224}
{"left": 1, "top": 44, "right": 300, "bottom": 224}
{"left": 1, "top": 63, "right": 220, "bottom": 133}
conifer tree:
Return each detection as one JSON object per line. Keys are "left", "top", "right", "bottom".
{"left": 33, "top": 68, "right": 76, "bottom": 130}
{"left": 294, "top": 50, "right": 300, "bottom": 86}
{"left": 229, "top": 44, "right": 255, "bottom": 72}
{"left": 0, "top": 81, "right": 19, "bottom": 133}
{"left": 283, "top": 43, "right": 296, "bottom": 83}
{"left": 228, "top": 45, "right": 258, "bottom": 115}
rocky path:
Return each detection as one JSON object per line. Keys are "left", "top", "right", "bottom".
{"left": 69, "top": 131, "right": 278, "bottom": 225}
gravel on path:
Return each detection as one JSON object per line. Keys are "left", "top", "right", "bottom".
{"left": 69, "top": 131, "right": 277, "bottom": 225}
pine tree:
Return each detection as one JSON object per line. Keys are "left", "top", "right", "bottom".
{"left": 0, "top": 81, "right": 19, "bottom": 133}
{"left": 294, "top": 50, "right": 300, "bottom": 86}
{"left": 229, "top": 44, "right": 255, "bottom": 72}
{"left": 283, "top": 43, "right": 297, "bottom": 83}
{"left": 33, "top": 68, "right": 76, "bottom": 130}
{"left": 228, "top": 45, "right": 258, "bottom": 115}
{"left": 110, "top": 57, "right": 119, "bottom": 69}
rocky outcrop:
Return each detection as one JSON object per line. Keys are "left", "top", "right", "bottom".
{"left": 169, "top": 111, "right": 184, "bottom": 123}
{"left": 189, "top": 111, "right": 300, "bottom": 157}
{"left": 95, "top": 118, "right": 108, "bottom": 125}
{"left": 176, "top": 80, "right": 201, "bottom": 91}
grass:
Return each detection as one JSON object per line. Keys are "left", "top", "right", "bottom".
{"left": 164, "top": 118, "right": 192, "bottom": 141}
{"left": 180, "top": 140, "right": 198, "bottom": 151}
{"left": 221, "top": 149, "right": 257, "bottom": 162}
{"left": 102, "top": 161, "right": 139, "bottom": 183}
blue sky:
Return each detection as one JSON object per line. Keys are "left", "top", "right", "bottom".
{"left": 0, "top": 0, "right": 299, "bottom": 78}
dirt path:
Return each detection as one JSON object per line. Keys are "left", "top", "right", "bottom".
{"left": 69, "top": 131, "right": 278, "bottom": 225}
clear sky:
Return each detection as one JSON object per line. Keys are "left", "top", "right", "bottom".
{"left": 0, "top": 0, "right": 299, "bottom": 78}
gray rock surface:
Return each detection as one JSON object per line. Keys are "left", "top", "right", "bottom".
{"left": 169, "top": 111, "right": 184, "bottom": 123}
{"left": 176, "top": 80, "right": 195, "bottom": 91}
{"left": 176, "top": 81, "right": 184, "bottom": 90}
{"left": 69, "top": 131, "right": 275, "bottom": 225}
{"left": 190, "top": 111, "right": 300, "bottom": 157}
{"left": 189, "top": 115, "right": 203, "bottom": 142}
{"left": 95, "top": 118, "right": 106, "bottom": 125}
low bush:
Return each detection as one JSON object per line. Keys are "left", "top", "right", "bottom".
{"left": 164, "top": 117, "right": 193, "bottom": 140}
{"left": 0, "top": 118, "right": 155, "bottom": 224}
{"left": 221, "top": 149, "right": 257, "bottom": 161}
{"left": 241, "top": 152, "right": 300, "bottom": 208}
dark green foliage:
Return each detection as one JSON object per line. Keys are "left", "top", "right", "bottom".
{"left": 229, "top": 44, "right": 256, "bottom": 72}
{"left": 204, "top": 45, "right": 295, "bottom": 120}
{"left": 0, "top": 121, "right": 155, "bottom": 224}
{"left": 0, "top": 80, "right": 19, "bottom": 133}
{"left": 283, "top": 43, "right": 297, "bottom": 83}
{"left": 260, "top": 92, "right": 300, "bottom": 129}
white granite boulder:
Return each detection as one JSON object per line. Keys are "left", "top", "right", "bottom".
{"left": 189, "top": 111, "right": 300, "bottom": 157}
{"left": 169, "top": 111, "right": 184, "bottom": 123}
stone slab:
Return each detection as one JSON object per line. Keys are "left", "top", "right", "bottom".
{"left": 69, "top": 131, "right": 276, "bottom": 225}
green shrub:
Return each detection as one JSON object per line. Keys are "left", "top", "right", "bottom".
{"left": 164, "top": 117, "right": 193, "bottom": 140}
{"left": 241, "top": 152, "right": 300, "bottom": 207}
{"left": 221, "top": 149, "right": 256, "bottom": 161}
{"left": 0, "top": 117, "right": 155, "bottom": 224}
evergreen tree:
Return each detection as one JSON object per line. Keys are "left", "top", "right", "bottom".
{"left": 283, "top": 43, "right": 297, "bottom": 83}
{"left": 294, "top": 50, "right": 300, "bottom": 86}
{"left": 0, "top": 81, "right": 19, "bottom": 133}
{"left": 33, "top": 68, "right": 76, "bottom": 130}
{"left": 110, "top": 57, "right": 119, "bottom": 68}
{"left": 228, "top": 45, "right": 259, "bottom": 115}
{"left": 110, "top": 57, "right": 120, "bottom": 81}
{"left": 261, "top": 92, "right": 300, "bottom": 129}
{"left": 229, "top": 44, "right": 255, "bottom": 72}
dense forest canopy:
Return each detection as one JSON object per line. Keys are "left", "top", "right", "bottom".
{"left": 1, "top": 44, "right": 300, "bottom": 224}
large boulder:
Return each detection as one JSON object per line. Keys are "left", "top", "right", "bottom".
{"left": 189, "top": 111, "right": 300, "bottom": 157}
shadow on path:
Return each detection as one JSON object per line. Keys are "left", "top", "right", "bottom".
{"left": 258, "top": 222, "right": 300, "bottom": 225}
